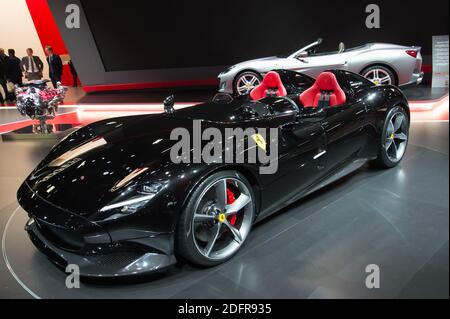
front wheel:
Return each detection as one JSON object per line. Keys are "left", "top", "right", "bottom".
{"left": 370, "top": 106, "right": 409, "bottom": 168}
{"left": 234, "top": 71, "right": 262, "bottom": 96}
{"left": 176, "top": 171, "right": 255, "bottom": 267}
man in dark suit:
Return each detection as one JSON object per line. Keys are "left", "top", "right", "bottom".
{"left": 6, "top": 49, "right": 23, "bottom": 86}
{"left": 0, "top": 48, "right": 7, "bottom": 105}
{"left": 45, "top": 46, "right": 63, "bottom": 88}
{"left": 21, "top": 48, "right": 44, "bottom": 81}
{"left": 6, "top": 49, "right": 23, "bottom": 101}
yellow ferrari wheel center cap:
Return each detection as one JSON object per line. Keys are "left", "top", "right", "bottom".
{"left": 218, "top": 213, "right": 226, "bottom": 223}
{"left": 390, "top": 133, "right": 395, "bottom": 139}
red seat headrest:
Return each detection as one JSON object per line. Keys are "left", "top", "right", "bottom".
{"left": 299, "top": 71, "right": 346, "bottom": 107}
{"left": 250, "top": 71, "right": 287, "bottom": 100}
{"left": 315, "top": 72, "right": 338, "bottom": 91}
{"left": 263, "top": 72, "right": 281, "bottom": 87}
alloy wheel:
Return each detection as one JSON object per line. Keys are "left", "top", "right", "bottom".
{"left": 236, "top": 73, "right": 261, "bottom": 95}
{"left": 385, "top": 112, "right": 408, "bottom": 163}
{"left": 191, "top": 178, "right": 253, "bottom": 260}
{"left": 363, "top": 68, "right": 393, "bottom": 85}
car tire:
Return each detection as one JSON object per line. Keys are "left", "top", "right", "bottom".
{"left": 233, "top": 71, "right": 262, "bottom": 96}
{"left": 370, "top": 106, "right": 409, "bottom": 168}
{"left": 176, "top": 170, "right": 255, "bottom": 267}
{"left": 361, "top": 65, "right": 398, "bottom": 86}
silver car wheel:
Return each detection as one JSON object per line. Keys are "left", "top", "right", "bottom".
{"left": 191, "top": 178, "right": 253, "bottom": 260}
{"left": 385, "top": 112, "right": 408, "bottom": 163}
{"left": 235, "top": 73, "right": 261, "bottom": 95}
{"left": 363, "top": 68, "right": 393, "bottom": 85}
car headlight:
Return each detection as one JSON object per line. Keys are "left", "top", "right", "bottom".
{"left": 98, "top": 181, "right": 167, "bottom": 221}
{"left": 220, "top": 65, "right": 236, "bottom": 75}
{"left": 99, "top": 193, "right": 156, "bottom": 213}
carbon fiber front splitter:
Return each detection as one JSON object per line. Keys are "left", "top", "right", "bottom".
{"left": 25, "top": 218, "right": 177, "bottom": 278}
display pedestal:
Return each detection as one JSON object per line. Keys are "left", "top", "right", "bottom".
{"left": 2, "top": 124, "right": 78, "bottom": 142}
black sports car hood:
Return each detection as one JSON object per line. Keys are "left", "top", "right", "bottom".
{"left": 23, "top": 113, "right": 190, "bottom": 217}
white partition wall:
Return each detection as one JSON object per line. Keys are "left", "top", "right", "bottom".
{"left": 0, "top": 0, "right": 48, "bottom": 78}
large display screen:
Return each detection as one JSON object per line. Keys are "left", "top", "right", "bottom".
{"left": 80, "top": 0, "right": 449, "bottom": 72}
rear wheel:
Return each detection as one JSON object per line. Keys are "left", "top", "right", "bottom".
{"left": 234, "top": 71, "right": 262, "bottom": 96}
{"left": 362, "top": 65, "right": 397, "bottom": 86}
{"left": 371, "top": 106, "right": 409, "bottom": 168}
{"left": 176, "top": 171, "right": 255, "bottom": 267}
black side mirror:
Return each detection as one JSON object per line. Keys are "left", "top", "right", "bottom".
{"left": 164, "top": 95, "right": 175, "bottom": 114}
{"left": 297, "top": 107, "right": 326, "bottom": 123}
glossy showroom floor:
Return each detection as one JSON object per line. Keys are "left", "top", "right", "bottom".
{"left": 0, "top": 90, "right": 448, "bottom": 298}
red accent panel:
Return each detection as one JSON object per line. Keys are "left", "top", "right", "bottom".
{"left": 26, "top": 0, "right": 67, "bottom": 54}
{"left": 83, "top": 79, "right": 219, "bottom": 93}
{"left": 300, "top": 72, "right": 346, "bottom": 107}
{"left": 250, "top": 71, "right": 287, "bottom": 100}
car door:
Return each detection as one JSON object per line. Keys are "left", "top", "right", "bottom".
{"left": 321, "top": 72, "right": 369, "bottom": 172}
{"left": 258, "top": 111, "right": 327, "bottom": 218}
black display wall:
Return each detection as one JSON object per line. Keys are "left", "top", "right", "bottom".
{"left": 48, "top": 0, "right": 448, "bottom": 89}
{"left": 80, "top": 0, "right": 449, "bottom": 72}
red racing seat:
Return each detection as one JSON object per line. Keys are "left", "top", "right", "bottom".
{"left": 299, "top": 72, "right": 346, "bottom": 108}
{"left": 250, "top": 71, "right": 287, "bottom": 100}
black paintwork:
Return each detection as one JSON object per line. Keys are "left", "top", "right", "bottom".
{"left": 17, "top": 70, "right": 410, "bottom": 277}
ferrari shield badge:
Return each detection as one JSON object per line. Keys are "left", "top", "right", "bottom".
{"left": 252, "top": 133, "right": 267, "bottom": 152}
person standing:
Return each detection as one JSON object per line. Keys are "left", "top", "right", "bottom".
{"left": 6, "top": 49, "right": 23, "bottom": 86}
{"left": 6, "top": 49, "right": 23, "bottom": 101}
{"left": 68, "top": 59, "right": 78, "bottom": 87}
{"left": 45, "top": 46, "right": 63, "bottom": 88}
{"left": 0, "top": 48, "right": 8, "bottom": 105}
{"left": 21, "top": 48, "right": 44, "bottom": 81}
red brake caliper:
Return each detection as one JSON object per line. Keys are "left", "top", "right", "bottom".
{"left": 226, "top": 187, "right": 237, "bottom": 225}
